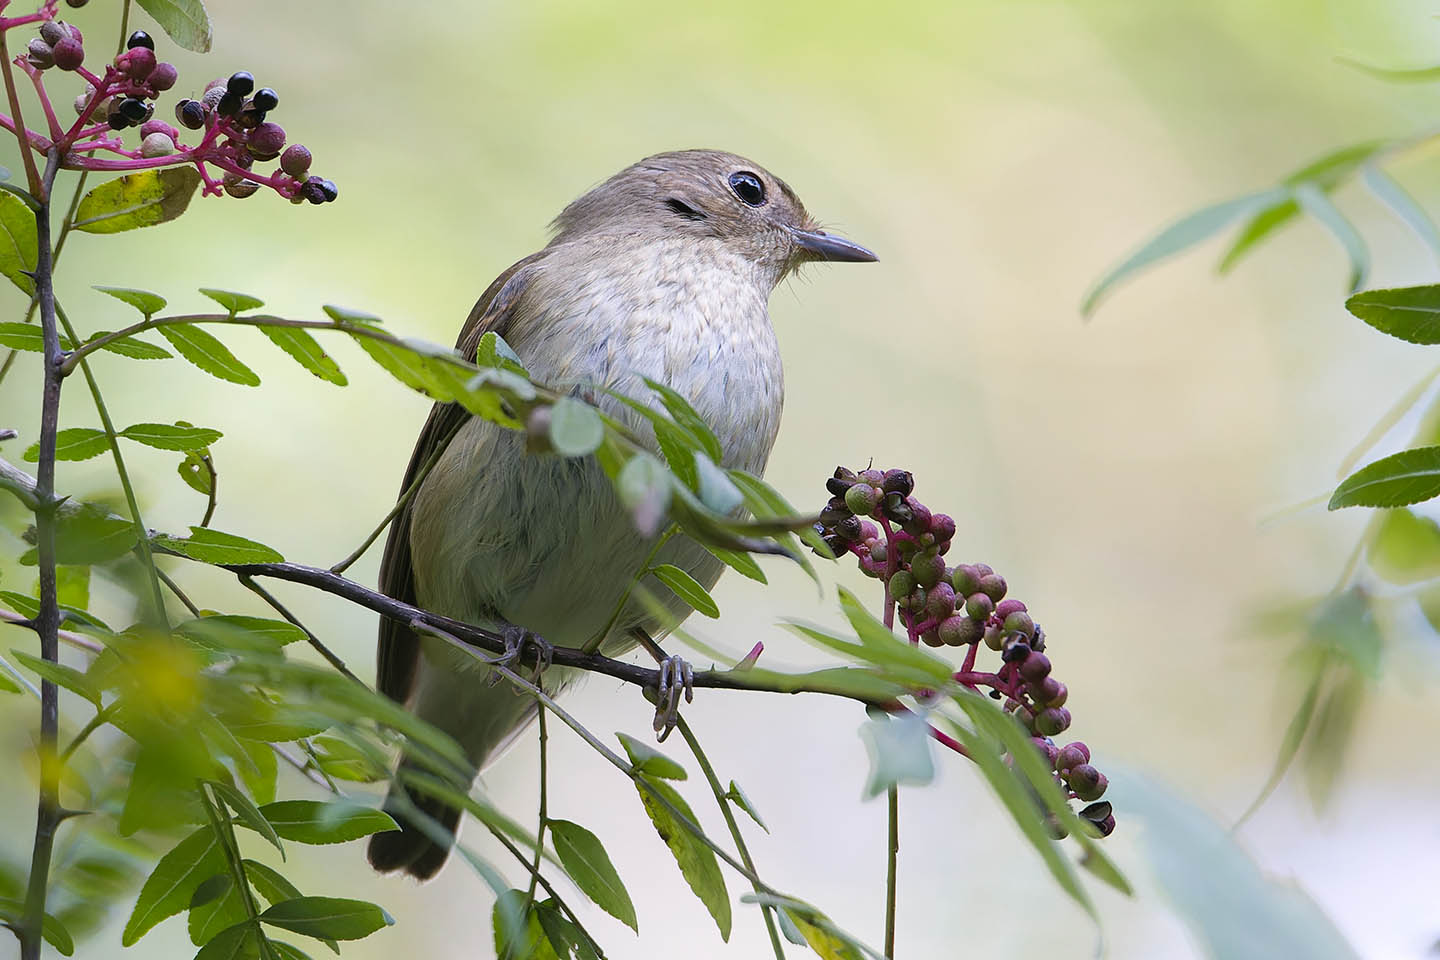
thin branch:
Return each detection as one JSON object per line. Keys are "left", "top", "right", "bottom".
{"left": 0, "top": 608, "right": 103, "bottom": 654}
{"left": 885, "top": 787, "right": 898, "bottom": 959}
{"left": 0, "top": 29, "right": 43, "bottom": 196}
{"left": 523, "top": 707, "right": 548, "bottom": 907}
{"left": 676, "top": 715, "right": 786, "bottom": 960}
{"left": 237, "top": 575, "right": 361, "bottom": 684}
{"left": 156, "top": 567, "right": 201, "bottom": 618}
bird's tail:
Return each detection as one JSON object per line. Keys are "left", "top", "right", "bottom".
{"left": 366, "top": 756, "right": 464, "bottom": 881}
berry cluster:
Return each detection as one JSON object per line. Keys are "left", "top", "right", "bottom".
{"left": 816, "top": 466, "right": 1115, "bottom": 838}
{"left": 8, "top": 12, "right": 336, "bottom": 205}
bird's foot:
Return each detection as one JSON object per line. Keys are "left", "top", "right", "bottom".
{"left": 650, "top": 654, "right": 694, "bottom": 741}
{"left": 486, "top": 623, "right": 552, "bottom": 688}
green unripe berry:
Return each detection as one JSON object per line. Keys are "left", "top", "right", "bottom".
{"left": 979, "top": 573, "right": 1007, "bottom": 602}
{"left": 911, "top": 551, "right": 945, "bottom": 588}
{"left": 951, "top": 564, "right": 981, "bottom": 596}
{"left": 1003, "top": 611, "right": 1035, "bottom": 638}
{"left": 845, "top": 483, "right": 880, "bottom": 516}
{"left": 965, "top": 592, "right": 994, "bottom": 621}
{"left": 887, "top": 569, "right": 914, "bottom": 600}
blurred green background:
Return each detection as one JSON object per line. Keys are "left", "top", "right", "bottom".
{"left": 6, "top": 0, "right": 1440, "bottom": 956}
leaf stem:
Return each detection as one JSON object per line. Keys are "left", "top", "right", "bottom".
{"left": 198, "top": 783, "right": 274, "bottom": 960}
{"left": 885, "top": 786, "right": 898, "bottom": 959}
{"left": 237, "top": 574, "right": 361, "bottom": 683}
{"left": 676, "top": 715, "right": 785, "bottom": 960}
{"left": 523, "top": 707, "right": 548, "bottom": 907}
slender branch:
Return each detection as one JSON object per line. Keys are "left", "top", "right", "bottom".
{"left": 156, "top": 567, "right": 201, "bottom": 618}
{"left": 676, "top": 715, "right": 785, "bottom": 960}
{"left": 18, "top": 149, "right": 61, "bottom": 960}
{"left": 0, "top": 608, "right": 103, "bottom": 654}
{"left": 60, "top": 703, "right": 114, "bottom": 762}
{"left": 523, "top": 707, "right": 548, "bottom": 906}
{"left": 885, "top": 787, "right": 898, "bottom": 959}
{"left": 237, "top": 575, "right": 361, "bottom": 683}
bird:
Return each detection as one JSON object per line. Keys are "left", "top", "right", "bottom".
{"left": 366, "top": 149, "right": 876, "bottom": 879}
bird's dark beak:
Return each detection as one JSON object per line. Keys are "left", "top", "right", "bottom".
{"left": 790, "top": 227, "right": 878, "bottom": 263}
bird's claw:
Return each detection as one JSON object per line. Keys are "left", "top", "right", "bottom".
{"left": 487, "top": 624, "right": 552, "bottom": 688}
{"left": 651, "top": 654, "right": 694, "bottom": 741}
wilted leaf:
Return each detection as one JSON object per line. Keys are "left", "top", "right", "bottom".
{"left": 72, "top": 168, "right": 201, "bottom": 233}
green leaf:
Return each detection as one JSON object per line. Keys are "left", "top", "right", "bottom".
{"left": 474, "top": 330, "right": 529, "bottom": 376}
{"left": 120, "top": 421, "right": 222, "bottom": 451}
{"left": 549, "top": 396, "right": 604, "bottom": 456}
{"left": 187, "top": 873, "right": 245, "bottom": 946}
{"left": 0, "top": 898, "right": 74, "bottom": 955}
{"left": 122, "top": 825, "right": 224, "bottom": 945}
{"left": 258, "top": 326, "right": 347, "bottom": 385}
{"left": 1361, "top": 166, "right": 1440, "bottom": 261}
{"left": 0, "top": 321, "right": 50, "bottom": 351}
{"left": 1303, "top": 669, "right": 1365, "bottom": 810}
{"left": 649, "top": 563, "right": 720, "bottom": 618}
{"left": 1293, "top": 183, "right": 1368, "bottom": 292}
{"left": 642, "top": 376, "right": 724, "bottom": 463}
{"left": 23, "top": 427, "right": 109, "bottom": 462}
{"left": 153, "top": 526, "right": 283, "bottom": 564}
{"left": 835, "top": 586, "right": 953, "bottom": 682}
{"left": 857, "top": 712, "right": 935, "bottom": 798}
{"left": 55, "top": 564, "right": 90, "bottom": 611}
{"left": 548, "top": 820, "right": 638, "bottom": 931}
{"left": 72, "top": 168, "right": 202, "bottom": 233}
{"left": 1337, "top": 55, "right": 1440, "bottom": 82}
{"left": 1081, "top": 188, "right": 1285, "bottom": 316}
{"left": 235, "top": 740, "right": 278, "bottom": 804}
{"left": 86, "top": 330, "right": 171, "bottom": 359}
{"left": 135, "top": 0, "right": 212, "bottom": 51}
{"left": 0, "top": 189, "right": 37, "bottom": 294}
{"left": 178, "top": 449, "right": 214, "bottom": 495}
{"left": 259, "top": 897, "right": 394, "bottom": 941}
{"left": 1345, "top": 284, "right": 1440, "bottom": 344}
{"left": 242, "top": 860, "right": 301, "bottom": 907}
{"left": 159, "top": 324, "right": 261, "bottom": 386}
{"left": 95, "top": 285, "right": 167, "bottom": 317}
{"left": 208, "top": 780, "right": 284, "bottom": 856}
{"left": 199, "top": 288, "right": 264, "bottom": 314}
{"left": 724, "top": 780, "right": 767, "bottom": 833}
{"left": 704, "top": 544, "right": 767, "bottom": 583}
{"left": 40, "top": 504, "right": 137, "bottom": 566}
{"left": 322, "top": 304, "right": 383, "bottom": 326}
{"left": 177, "top": 615, "right": 305, "bottom": 653}
{"left": 1115, "top": 770, "right": 1361, "bottom": 960}
{"left": 616, "top": 732, "right": 687, "bottom": 780}
{"left": 726, "top": 469, "right": 825, "bottom": 570}
{"left": 1367, "top": 508, "right": 1440, "bottom": 583}
{"left": 192, "top": 920, "right": 259, "bottom": 960}
{"left": 777, "top": 906, "right": 863, "bottom": 960}
{"left": 617, "top": 453, "right": 673, "bottom": 537}
{"left": 1330, "top": 445, "right": 1440, "bottom": 509}
{"left": 259, "top": 800, "right": 399, "bottom": 844}
{"left": 635, "top": 776, "right": 731, "bottom": 941}
{"left": 269, "top": 941, "right": 316, "bottom": 960}
{"left": 11, "top": 650, "right": 101, "bottom": 707}
{"left": 308, "top": 735, "right": 384, "bottom": 782}
{"left": 491, "top": 890, "right": 556, "bottom": 960}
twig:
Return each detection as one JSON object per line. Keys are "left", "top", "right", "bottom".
{"left": 0, "top": 608, "right": 103, "bottom": 654}
{"left": 885, "top": 787, "right": 898, "bottom": 959}
{"left": 523, "top": 707, "right": 548, "bottom": 907}
{"left": 155, "top": 567, "right": 201, "bottom": 618}
{"left": 676, "top": 715, "right": 786, "bottom": 960}
{"left": 237, "top": 575, "right": 361, "bottom": 684}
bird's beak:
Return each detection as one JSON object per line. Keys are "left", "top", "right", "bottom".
{"left": 790, "top": 227, "right": 878, "bottom": 263}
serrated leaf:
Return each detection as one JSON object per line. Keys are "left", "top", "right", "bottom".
{"left": 724, "top": 780, "right": 767, "bottom": 833}
{"left": 122, "top": 825, "right": 224, "bottom": 945}
{"left": 259, "top": 800, "right": 398, "bottom": 844}
{"left": 153, "top": 526, "right": 282, "bottom": 564}
{"left": 43, "top": 504, "right": 137, "bottom": 566}
{"left": 188, "top": 873, "right": 246, "bottom": 947}
{"left": 1346, "top": 284, "right": 1440, "bottom": 343}
{"left": 649, "top": 563, "right": 720, "bottom": 618}
{"left": 549, "top": 396, "right": 604, "bottom": 456}
{"left": 0, "top": 321, "right": 52, "bottom": 351}
{"left": 208, "top": 780, "right": 284, "bottom": 856}
{"left": 242, "top": 860, "right": 301, "bottom": 907}
{"left": 636, "top": 776, "right": 730, "bottom": 940}
{"left": 616, "top": 732, "right": 687, "bottom": 780}
{"left": 258, "top": 326, "right": 346, "bottom": 385}
{"left": 199, "top": 288, "right": 264, "bottom": 314}
{"left": 120, "top": 421, "right": 221, "bottom": 451}
{"left": 1330, "top": 446, "right": 1440, "bottom": 509}
{"left": 177, "top": 615, "right": 304, "bottom": 653}
{"left": 23, "top": 428, "right": 109, "bottom": 462}
{"left": 548, "top": 820, "right": 638, "bottom": 931}
{"left": 1293, "top": 183, "right": 1368, "bottom": 292}
{"left": 642, "top": 376, "right": 723, "bottom": 463}
{"left": 1081, "top": 188, "right": 1285, "bottom": 316}
{"left": 12, "top": 650, "right": 101, "bottom": 707}
{"left": 178, "top": 450, "right": 213, "bottom": 495}
{"left": 73, "top": 168, "right": 201, "bottom": 233}
{"left": 159, "top": 324, "right": 260, "bottom": 386}
{"left": 0, "top": 189, "right": 37, "bottom": 294}
{"left": 322, "top": 304, "right": 383, "bottom": 326}
{"left": 474, "top": 330, "right": 528, "bottom": 376}
{"left": 86, "top": 330, "right": 171, "bottom": 359}
{"left": 1362, "top": 166, "right": 1440, "bottom": 261}
{"left": 704, "top": 544, "right": 767, "bottom": 583}
{"left": 259, "top": 897, "right": 393, "bottom": 941}
{"left": 95, "top": 285, "right": 167, "bottom": 317}
{"left": 135, "top": 0, "right": 212, "bottom": 51}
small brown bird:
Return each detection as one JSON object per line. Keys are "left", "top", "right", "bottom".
{"left": 367, "top": 149, "right": 875, "bottom": 879}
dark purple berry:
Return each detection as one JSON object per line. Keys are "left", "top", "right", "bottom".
{"left": 217, "top": 91, "right": 243, "bottom": 117}
{"left": 1001, "top": 640, "right": 1030, "bottom": 663}
{"left": 1092, "top": 814, "right": 1116, "bottom": 837}
{"left": 1019, "top": 651, "right": 1051, "bottom": 682}
{"left": 1055, "top": 742, "right": 1089, "bottom": 772}
{"left": 52, "top": 36, "right": 83, "bottom": 70}
{"left": 881, "top": 469, "right": 914, "bottom": 496}
{"left": 226, "top": 70, "right": 254, "bottom": 96}
{"left": 1079, "top": 801, "right": 1112, "bottom": 823}
{"left": 126, "top": 29, "right": 154, "bottom": 49}
{"left": 117, "top": 97, "right": 148, "bottom": 123}
{"left": 148, "top": 61, "right": 177, "bottom": 91}
{"left": 247, "top": 121, "right": 286, "bottom": 158}
{"left": 929, "top": 513, "right": 956, "bottom": 543}
{"left": 318, "top": 179, "right": 338, "bottom": 202}
{"left": 925, "top": 582, "right": 956, "bottom": 620}
{"left": 40, "top": 21, "right": 67, "bottom": 45}
{"left": 120, "top": 46, "right": 155, "bottom": 79}
{"left": 996, "top": 598, "right": 1028, "bottom": 620}
{"left": 835, "top": 515, "right": 862, "bottom": 542}
{"left": 252, "top": 87, "right": 279, "bottom": 111}
{"left": 27, "top": 38, "right": 54, "bottom": 69}
{"left": 176, "top": 98, "right": 205, "bottom": 129}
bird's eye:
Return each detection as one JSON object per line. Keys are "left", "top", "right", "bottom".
{"left": 728, "top": 171, "right": 766, "bottom": 207}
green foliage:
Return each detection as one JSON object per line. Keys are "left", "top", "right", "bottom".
{"left": 649, "top": 563, "right": 720, "bottom": 617}
{"left": 616, "top": 732, "right": 688, "bottom": 780}
{"left": 548, "top": 396, "right": 605, "bottom": 456}
{"left": 0, "top": 188, "right": 37, "bottom": 294}
{"left": 95, "top": 286, "right": 167, "bottom": 317}
{"left": 1329, "top": 446, "right": 1440, "bottom": 509}
{"left": 135, "top": 0, "right": 213, "bottom": 51}
{"left": 635, "top": 776, "right": 732, "bottom": 941}
{"left": 258, "top": 326, "right": 347, "bottom": 385}
{"left": 159, "top": 323, "right": 262, "bottom": 385}
{"left": 548, "top": 820, "right": 638, "bottom": 931}
{"left": 72, "top": 169, "right": 202, "bottom": 233}
{"left": 258, "top": 800, "right": 398, "bottom": 845}
{"left": 258, "top": 897, "right": 394, "bottom": 941}
{"left": 152, "top": 526, "right": 283, "bottom": 563}
{"left": 199, "top": 289, "right": 264, "bottom": 315}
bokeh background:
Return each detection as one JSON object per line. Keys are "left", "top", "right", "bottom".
{"left": 5, "top": 0, "right": 1440, "bottom": 956}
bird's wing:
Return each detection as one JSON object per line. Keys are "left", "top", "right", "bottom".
{"left": 375, "top": 252, "right": 544, "bottom": 703}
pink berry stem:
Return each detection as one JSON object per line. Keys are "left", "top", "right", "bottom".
{"left": 16, "top": 57, "right": 60, "bottom": 140}
{"left": 62, "top": 66, "right": 118, "bottom": 144}
{"left": 878, "top": 515, "right": 899, "bottom": 630}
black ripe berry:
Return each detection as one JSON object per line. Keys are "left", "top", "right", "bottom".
{"left": 117, "top": 97, "right": 148, "bottom": 123}
{"left": 217, "top": 91, "right": 243, "bottom": 118}
{"left": 126, "top": 30, "right": 154, "bottom": 49}
{"left": 300, "top": 177, "right": 327, "bottom": 204}
{"left": 226, "top": 71, "right": 255, "bottom": 97}
{"left": 175, "top": 98, "right": 206, "bottom": 129}
{"left": 252, "top": 87, "right": 279, "bottom": 112}
{"left": 318, "top": 179, "right": 338, "bottom": 202}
